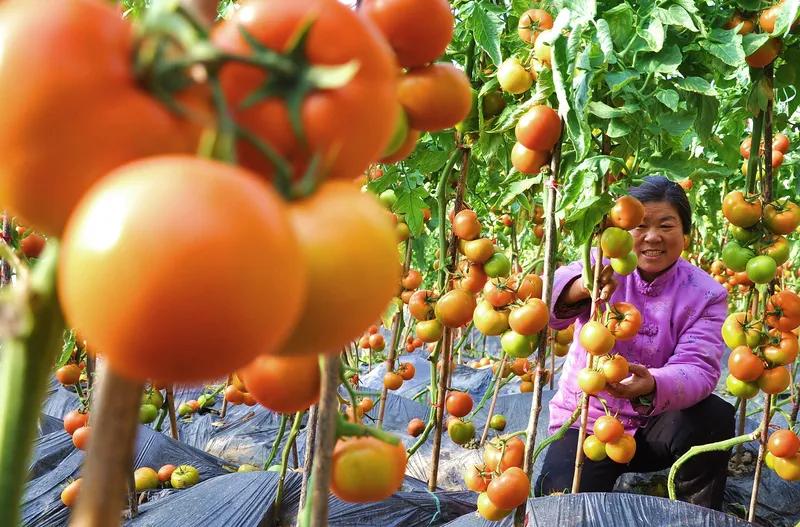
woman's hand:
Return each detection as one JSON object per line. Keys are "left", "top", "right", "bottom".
{"left": 561, "top": 264, "right": 618, "bottom": 305}
{"left": 605, "top": 363, "right": 655, "bottom": 399}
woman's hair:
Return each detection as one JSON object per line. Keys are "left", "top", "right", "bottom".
{"left": 628, "top": 175, "right": 692, "bottom": 234}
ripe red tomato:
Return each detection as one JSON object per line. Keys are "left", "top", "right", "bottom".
{"left": 457, "top": 262, "right": 488, "bottom": 294}
{"left": 157, "top": 464, "right": 176, "bottom": 483}
{"left": 212, "top": 0, "right": 397, "bottom": 181}
{"left": 369, "top": 333, "right": 386, "bottom": 350}
{"left": 609, "top": 196, "right": 645, "bottom": 230}
{"left": 72, "top": 425, "right": 91, "bottom": 450}
{"left": 18, "top": 229, "right": 46, "bottom": 259}
{"left": 508, "top": 299, "right": 549, "bottom": 336}
{"left": 362, "top": 0, "right": 453, "bottom": 68}
{"left": 593, "top": 415, "right": 624, "bottom": 443}
{"left": 604, "top": 302, "right": 642, "bottom": 341}
{"left": 452, "top": 209, "right": 481, "bottom": 240}
{"left": 517, "top": 9, "right": 554, "bottom": 44}
{"left": 511, "top": 142, "right": 550, "bottom": 175}
{"left": 763, "top": 330, "right": 799, "bottom": 366}
{"left": 722, "top": 191, "right": 762, "bottom": 228}
{"left": 511, "top": 273, "right": 543, "bottom": 300}
{"left": 600, "top": 354, "right": 629, "bottom": 384}
{"left": 746, "top": 38, "right": 781, "bottom": 68}
{"left": 515, "top": 105, "right": 561, "bottom": 152}
{"left": 486, "top": 467, "right": 530, "bottom": 509}
{"left": 397, "top": 362, "right": 416, "bottom": 381}
{"left": 0, "top": 0, "right": 205, "bottom": 235}
{"left": 407, "top": 418, "right": 425, "bottom": 437}
{"left": 445, "top": 391, "right": 473, "bottom": 417}
{"left": 409, "top": 289, "right": 436, "bottom": 321}
{"left": 55, "top": 364, "right": 81, "bottom": 386}
{"left": 483, "top": 279, "right": 517, "bottom": 308}
{"left": 398, "top": 63, "right": 472, "bottom": 131}
{"left": 239, "top": 354, "right": 320, "bottom": 413}
{"left": 59, "top": 156, "right": 305, "bottom": 383}
{"left": 384, "top": 372, "right": 404, "bottom": 390}
{"left": 728, "top": 346, "right": 765, "bottom": 382}
{"left": 331, "top": 436, "right": 407, "bottom": 502}
{"left": 768, "top": 429, "right": 800, "bottom": 458}
{"left": 483, "top": 436, "right": 525, "bottom": 473}
{"left": 278, "top": 181, "right": 399, "bottom": 357}
{"left": 758, "top": 366, "right": 791, "bottom": 394}
{"left": 763, "top": 201, "right": 800, "bottom": 235}
{"left": 63, "top": 410, "right": 89, "bottom": 436}
{"left": 766, "top": 291, "right": 800, "bottom": 332}
{"left": 401, "top": 269, "right": 423, "bottom": 290}
{"left": 772, "top": 133, "right": 790, "bottom": 154}
{"left": 759, "top": 4, "right": 781, "bottom": 33}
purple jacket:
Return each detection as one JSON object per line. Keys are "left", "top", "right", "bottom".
{"left": 548, "top": 257, "right": 728, "bottom": 435}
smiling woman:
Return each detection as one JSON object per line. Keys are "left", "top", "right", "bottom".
{"left": 535, "top": 176, "right": 735, "bottom": 511}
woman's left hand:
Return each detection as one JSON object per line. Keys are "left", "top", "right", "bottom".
{"left": 605, "top": 363, "right": 655, "bottom": 399}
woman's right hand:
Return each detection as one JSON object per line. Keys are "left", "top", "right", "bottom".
{"left": 561, "top": 264, "right": 618, "bottom": 305}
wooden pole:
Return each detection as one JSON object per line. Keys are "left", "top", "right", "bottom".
{"left": 309, "top": 356, "right": 340, "bottom": 527}
{"left": 480, "top": 353, "right": 507, "bottom": 446}
{"left": 165, "top": 387, "right": 179, "bottom": 441}
{"left": 298, "top": 403, "right": 318, "bottom": 512}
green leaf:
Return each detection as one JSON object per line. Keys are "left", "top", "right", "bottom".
{"left": 658, "top": 111, "right": 694, "bottom": 136}
{"left": 468, "top": 4, "right": 503, "bottom": 67}
{"left": 742, "top": 33, "right": 770, "bottom": 56}
{"left": 604, "top": 70, "right": 640, "bottom": 92}
{"left": 501, "top": 176, "right": 542, "bottom": 207}
{"left": 694, "top": 95, "right": 718, "bottom": 144}
{"left": 700, "top": 28, "right": 744, "bottom": 67}
{"left": 565, "top": 0, "right": 596, "bottom": 22}
{"left": 772, "top": 0, "right": 800, "bottom": 37}
{"left": 675, "top": 76, "right": 717, "bottom": 96}
{"left": 640, "top": 18, "right": 664, "bottom": 52}
{"left": 595, "top": 19, "right": 615, "bottom": 63}
{"left": 531, "top": 67, "right": 555, "bottom": 105}
{"left": 566, "top": 194, "right": 615, "bottom": 247}
{"left": 655, "top": 89, "right": 680, "bottom": 111}
{"left": 607, "top": 117, "right": 632, "bottom": 138}
{"left": 559, "top": 168, "right": 588, "bottom": 212}
{"left": 639, "top": 44, "right": 682, "bottom": 73}
{"left": 587, "top": 101, "right": 639, "bottom": 119}
{"left": 656, "top": 6, "right": 697, "bottom": 32}
{"left": 57, "top": 330, "right": 76, "bottom": 369}
{"left": 394, "top": 186, "right": 427, "bottom": 236}
{"left": 673, "top": 0, "right": 698, "bottom": 14}
{"left": 511, "top": 0, "right": 529, "bottom": 17}
{"left": 487, "top": 104, "right": 527, "bottom": 133}
{"left": 603, "top": 3, "right": 634, "bottom": 50}
{"left": 411, "top": 148, "right": 451, "bottom": 173}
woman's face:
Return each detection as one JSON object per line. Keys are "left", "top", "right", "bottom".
{"left": 631, "top": 201, "right": 685, "bottom": 279}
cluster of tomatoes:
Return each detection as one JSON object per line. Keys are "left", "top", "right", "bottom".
{"left": 552, "top": 324, "right": 575, "bottom": 358}
{"left": 358, "top": 325, "right": 387, "bottom": 353}
{"left": 724, "top": 290, "right": 800, "bottom": 399}
{"left": 345, "top": 396, "right": 375, "bottom": 423}
{"left": 63, "top": 409, "right": 91, "bottom": 452}
{"left": 582, "top": 414, "right": 636, "bottom": 465}
{"left": 724, "top": 3, "right": 799, "bottom": 68}
{"left": 765, "top": 428, "right": 800, "bottom": 481}
{"left": 463, "top": 435, "right": 531, "bottom": 520}
{"left": 383, "top": 361, "right": 416, "bottom": 391}
{"left": 721, "top": 193, "right": 798, "bottom": 286}
{"left": 497, "top": 8, "right": 554, "bottom": 96}
{"left": 0, "top": 218, "right": 47, "bottom": 260}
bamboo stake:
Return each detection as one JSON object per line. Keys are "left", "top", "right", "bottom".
{"left": 309, "top": 355, "right": 340, "bottom": 527}
{"left": 748, "top": 394, "right": 772, "bottom": 523}
{"left": 165, "top": 387, "right": 179, "bottom": 441}
{"left": 298, "top": 404, "right": 318, "bottom": 512}
{"left": 480, "top": 353, "right": 507, "bottom": 446}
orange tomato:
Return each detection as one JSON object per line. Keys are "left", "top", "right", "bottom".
{"left": 579, "top": 321, "right": 616, "bottom": 356}
{"left": 239, "top": 354, "right": 320, "bottom": 413}
{"left": 398, "top": 63, "right": 472, "bottom": 131}
{"left": 331, "top": 436, "right": 407, "bottom": 502}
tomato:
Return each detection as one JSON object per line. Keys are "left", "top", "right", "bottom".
{"left": 473, "top": 300, "right": 510, "bottom": 336}
{"left": 758, "top": 366, "right": 790, "bottom": 394}
{"left": 604, "top": 302, "right": 642, "bottom": 341}
{"left": 583, "top": 435, "right": 607, "bottom": 461}
{"left": 771, "top": 150, "right": 785, "bottom": 168}
{"left": 722, "top": 312, "right": 763, "bottom": 348}
{"left": 579, "top": 321, "right": 616, "bottom": 356}
{"left": 457, "top": 262, "right": 488, "bottom": 294}
{"left": 766, "top": 291, "right": 800, "bottom": 331}
{"left": 416, "top": 319, "right": 444, "bottom": 343}
{"left": 501, "top": 330, "right": 536, "bottom": 358}
{"left": 490, "top": 414, "right": 507, "bottom": 431}
{"left": 59, "top": 156, "right": 304, "bottom": 383}
{"left": 722, "top": 191, "right": 762, "bottom": 228}
{"left": 362, "top": 0, "right": 453, "bottom": 68}
{"left": 477, "top": 492, "right": 512, "bottom": 521}
{"left": 600, "top": 227, "right": 634, "bottom": 258}
{"left": 759, "top": 5, "right": 782, "bottom": 34}
{"left": 764, "top": 330, "right": 799, "bottom": 367}
{"left": 746, "top": 255, "right": 777, "bottom": 285}
{"left": 553, "top": 342, "right": 569, "bottom": 357}
{"left": 762, "top": 235, "right": 790, "bottom": 266}
{"left": 484, "top": 252, "right": 512, "bottom": 278}
{"left": 508, "top": 299, "right": 549, "bottom": 336}
{"left": 766, "top": 452, "right": 777, "bottom": 470}
{"left": 520, "top": 380, "right": 534, "bottom": 392}
{"left": 578, "top": 368, "right": 606, "bottom": 395}
{"left": 240, "top": 354, "right": 320, "bottom": 413}
{"left": 18, "top": 230, "right": 46, "bottom": 259}
{"left": 773, "top": 133, "right": 790, "bottom": 154}
{"left": 157, "top": 464, "right": 176, "bottom": 483}
{"left": 60, "top": 479, "right": 82, "bottom": 508}
{"left": 435, "top": 289, "right": 476, "bottom": 328}
{"left": 368, "top": 325, "right": 380, "bottom": 335}
{"left": 72, "top": 425, "right": 90, "bottom": 450}
{"left": 609, "top": 196, "right": 645, "bottom": 230}
{"left": 396, "top": 222, "right": 410, "bottom": 241}
{"left": 722, "top": 241, "right": 756, "bottom": 272}
{"left": 768, "top": 429, "right": 800, "bottom": 458}
{"left": 605, "top": 434, "right": 636, "bottom": 464}
{"left": 610, "top": 252, "right": 638, "bottom": 275}
{"left": 398, "top": 63, "right": 472, "bottom": 131}
{"left": 679, "top": 178, "right": 693, "bottom": 191}
{"left": 359, "top": 335, "right": 371, "bottom": 349}
{"left": 55, "top": 364, "right": 81, "bottom": 386}
{"left": 730, "top": 226, "right": 759, "bottom": 245}
{"left": 775, "top": 454, "right": 800, "bottom": 481}
{"left": 728, "top": 346, "right": 765, "bottom": 382}
{"left": 452, "top": 209, "right": 481, "bottom": 240}
{"left": 139, "top": 404, "right": 158, "bottom": 424}
{"left": 213, "top": 0, "right": 397, "bottom": 181}
{"left": 515, "top": 105, "right": 561, "bottom": 152}
{"left": 594, "top": 415, "right": 624, "bottom": 443}
{"left": 464, "top": 465, "right": 492, "bottom": 492}
{"left": 555, "top": 325, "right": 574, "bottom": 345}
{"left": 484, "top": 436, "right": 525, "bottom": 472}
{"left": 134, "top": 467, "right": 159, "bottom": 492}
{"left": 512, "top": 273, "right": 543, "bottom": 301}
{"left": 497, "top": 58, "right": 533, "bottom": 94}
{"left": 763, "top": 201, "right": 800, "bottom": 235}
{"left": 0, "top": 0, "right": 206, "bottom": 236}
{"left": 483, "top": 279, "right": 517, "bottom": 308}
{"left": 409, "top": 289, "right": 436, "bottom": 321}
{"left": 487, "top": 466, "right": 530, "bottom": 509}
{"left": 407, "top": 418, "right": 425, "bottom": 437}
{"left": 397, "top": 362, "right": 416, "bottom": 381}
{"left": 63, "top": 410, "right": 89, "bottom": 436}
{"left": 600, "top": 354, "right": 629, "bottom": 384}
{"left": 517, "top": 8, "right": 554, "bottom": 44}
{"left": 446, "top": 391, "right": 473, "bottom": 417}
{"left": 384, "top": 372, "right": 404, "bottom": 390}
{"left": 170, "top": 465, "right": 200, "bottom": 489}
{"left": 726, "top": 374, "right": 759, "bottom": 399}
{"left": 447, "top": 418, "right": 475, "bottom": 445}
{"left": 746, "top": 38, "right": 781, "bottom": 68}
{"left": 511, "top": 142, "right": 551, "bottom": 176}
{"left": 724, "top": 14, "right": 755, "bottom": 34}
{"left": 533, "top": 35, "right": 553, "bottom": 67}
{"left": 380, "top": 128, "right": 420, "bottom": 164}
{"left": 401, "top": 269, "right": 423, "bottom": 290}
{"left": 463, "top": 238, "right": 495, "bottom": 263}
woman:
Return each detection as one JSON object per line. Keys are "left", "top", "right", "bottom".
{"left": 535, "top": 175, "right": 735, "bottom": 510}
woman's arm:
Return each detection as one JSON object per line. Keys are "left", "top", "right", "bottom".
{"left": 645, "top": 290, "right": 728, "bottom": 415}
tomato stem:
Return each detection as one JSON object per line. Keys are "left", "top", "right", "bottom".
{"left": 272, "top": 410, "right": 304, "bottom": 522}
{"left": 0, "top": 243, "right": 64, "bottom": 527}
{"left": 264, "top": 413, "right": 288, "bottom": 469}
